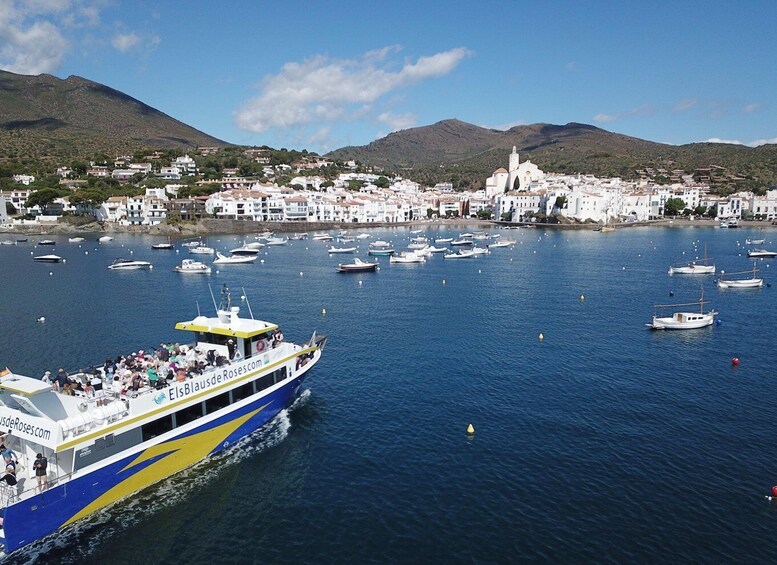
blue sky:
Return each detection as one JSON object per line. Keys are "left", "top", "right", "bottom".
{"left": 2, "top": 0, "right": 776, "bottom": 154}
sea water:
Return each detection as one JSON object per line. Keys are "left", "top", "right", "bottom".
{"left": 2, "top": 225, "right": 777, "bottom": 563}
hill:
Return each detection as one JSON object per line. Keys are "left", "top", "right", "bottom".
{"left": 0, "top": 70, "right": 228, "bottom": 162}
{"left": 328, "top": 119, "right": 777, "bottom": 193}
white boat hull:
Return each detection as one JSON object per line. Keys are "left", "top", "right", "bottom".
{"left": 668, "top": 265, "right": 716, "bottom": 275}
{"left": 717, "top": 278, "right": 763, "bottom": 288}
{"left": 649, "top": 311, "right": 717, "bottom": 330}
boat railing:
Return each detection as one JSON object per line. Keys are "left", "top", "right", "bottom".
{"left": 0, "top": 467, "right": 75, "bottom": 509}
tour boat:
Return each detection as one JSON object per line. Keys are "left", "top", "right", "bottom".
{"left": 213, "top": 252, "right": 257, "bottom": 265}
{"left": 747, "top": 248, "right": 777, "bottom": 258}
{"left": 717, "top": 265, "right": 764, "bottom": 288}
{"left": 647, "top": 291, "right": 717, "bottom": 330}
{"left": 327, "top": 246, "right": 357, "bottom": 254}
{"left": 107, "top": 258, "right": 153, "bottom": 270}
{"left": 32, "top": 254, "right": 62, "bottom": 263}
{"left": 189, "top": 246, "right": 215, "bottom": 255}
{"left": 0, "top": 289, "right": 326, "bottom": 554}
{"left": 336, "top": 258, "right": 379, "bottom": 273}
{"left": 174, "top": 259, "right": 212, "bottom": 274}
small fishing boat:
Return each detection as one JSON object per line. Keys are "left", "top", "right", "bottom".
{"left": 367, "top": 247, "right": 395, "bottom": 256}
{"left": 443, "top": 250, "right": 475, "bottom": 259}
{"left": 328, "top": 246, "right": 357, "bottom": 254}
{"left": 450, "top": 239, "right": 474, "bottom": 246}
{"left": 0, "top": 240, "right": 15, "bottom": 246}
{"left": 425, "top": 246, "right": 448, "bottom": 253}
{"left": 747, "top": 248, "right": 777, "bottom": 258}
{"left": 68, "top": 237, "right": 85, "bottom": 243}
{"left": 108, "top": 258, "right": 153, "bottom": 270}
{"left": 390, "top": 252, "right": 426, "bottom": 264}
{"left": 98, "top": 236, "right": 114, "bottom": 242}
{"left": 356, "top": 233, "right": 371, "bottom": 240}
{"left": 213, "top": 252, "right": 257, "bottom": 265}
{"left": 15, "top": 238, "right": 27, "bottom": 243}
{"left": 175, "top": 259, "right": 212, "bottom": 274}
{"left": 189, "top": 246, "right": 215, "bottom": 255}
{"left": 38, "top": 239, "right": 56, "bottom": 246}
{"left": 717, "top": 265, "right": 764, "bottom": 288}
{"left": 470, "top": 247, "right": 490, "bottom": 255}
{"left": 370, "top": 240, "right": 391, "bottom": 247}
{"left": 488, "top": 240, "right": 515, "bottom": 248}
{"left": 337, "top": 258, "right": 379, "bottom": 273}
{"left": 668, "top": 244, "right": 715, "bottom": 274}
{"left": 647, "top": 290, "right": 717, "bottom": 330}
{"left": 746, "top": 229, "right": 765, "bottom": 245}
{"left": 151, "top": 241, "right": 174, "bottom": 249}
{"left": 181, "top": 239, "right": 203, "bottom": 248}
{"left": 312, "top": 234, "right": 334, "bottom": 241}
{"left": 33, "top": 254, "right": 62, "bottom": 263}
{"left": 435, "top": 238, "right": 453, "bottom": 243}
{"left": 288, "top": 233, "right": 308, "bottom": 240}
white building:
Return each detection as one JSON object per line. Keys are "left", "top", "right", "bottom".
{"left": 485, "top": 147, "right": 544, "bottom": 197}
{"left": 12, "top": 174, "right": 35, "bottom": 185}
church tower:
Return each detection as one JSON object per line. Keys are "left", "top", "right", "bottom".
{"left": 507, "top": 146, "right": 520, "bottom": 191}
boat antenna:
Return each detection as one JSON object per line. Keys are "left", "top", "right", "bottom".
{"left": 196, "top": 300, "right": 201, "bottom": 317}
{"left": 208, "top": 284, "right": 218, "bottom": 313}
{"left": 242, "top": 286, "right": 255, "bottom": 319}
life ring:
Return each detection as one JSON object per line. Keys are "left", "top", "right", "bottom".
{"left": 255, "top": 340, "right": 266, "bottom": 352}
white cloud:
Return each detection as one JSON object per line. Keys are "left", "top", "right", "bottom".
{"left": 745, "top": 137, "right": 777, "bottom": 147}
{"left": 673, "top": 98, "right": 698, "bottom": 112}
{"left": 234, "top": 46, "right": 472, "bottom": 134}
{"left": 593, "top": 113, "right": 617, "bottom": 123}
{"left": 377, "top": 111, "right": 416, "bottom": 132}
{"left": 0, "top": 0, "right": 106, "bottom": 74}
{"left": 112, "top": 32, "right": 139, "bottom": 53}
{"left": 489, "top": 120, "right": 527, "bottom": 131}
{"left": 593, "top": 105, "right": 655, "bottom": 124}
{"left": 704, "top": 137, "right": 743, "bottom": 145}
{"left": 743, "top": 103, "right": 762, "bottom": 113}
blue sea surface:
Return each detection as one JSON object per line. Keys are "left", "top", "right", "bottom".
{"left": 2, "top": 225, "right": 777, "bottom": 563}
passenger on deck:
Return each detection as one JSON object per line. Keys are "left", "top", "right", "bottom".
{"left": 41, "top": 370, "right": 52, "bottom": 384}
{"left": 33, "top": 453, "right": 47, "bottom": 492}
{"left": 227, "top": 339, "right": 236, "bottom": 360}
{"left": 273, "top": 330, "right": 284, "bottom": 348}
{"left": 55, "top": 368, "right": 70, "bottom": 390}
{"left": 1, "top": 457, "right": 16, "bottom": 487}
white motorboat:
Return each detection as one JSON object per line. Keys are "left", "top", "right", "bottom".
{"left": 717, "top": 265, "right": 764, "bottom": 288}
{"left": 425, "top": 246, "right": 448, "bottom": 253}
{"left": 189, "top": 246, "right": 215, "bottom": 255}
{"left": 175, "top": 259, "right": 212, "bottom": 274}
{"left": 336, "top": 258, "right": 379, "bottom": 273}
{"left": 410, "top": 236, "right": 428, "bottom": 244}
{"left": 33, "top": 254, "right": 62, "bottom": 263}
{"left": 647, "top": 291, "right": 717, "bottom": 330}
{"left": 435, "top": 238, "right": 453, "bottom": 244}
{"left": 108, "top": 258, "right": 152, "bottom": 270}
{"left": 390, "top": 252, "right": 426, "bottom": 264}
{"left": 450, "top": 238, "right": 474, "bottom": 246}
{"left": 213, "top": 252, "right": 257, "bottom": 265}
{"left": 38, "top": 239, "right": 56, "bottom": 246}
{"left": 98, "top": 236, "right": 114, "bottom": 242}
{"left": 181, "top": 239, "right": 203, "bottom": 247}
{"left": 746, "top": 230, "right": 765, "bottom": 245}
{"left": 443, "top": 250, "right": 475, "bottom": 259}
{"left": 151, "top": 242, "right": 174, "bottom": 249}
{"left": 470, "top": 247, "right": 490, "bottom": 255}
{"left": 408, "top": 242, "right": 428, "bottom": 250}
{"left": 312, "top": 234, "right": 334, "bottom": 241}
{"left": 328, "top": 246, "right": 357, "bottom": 254}
{"left": 368, "top": 247, "right": 395, "bottom": 256}
{"left": 459, "top": 232, "right": 475, "bottom": 238}
{"left": 265, "top": 237, "right": 288, "bottom": 246}
{"left": 356, "top": 233, "right": 371, "bottom": 240}
{"left": 230, "top": 246, "right": 261, "bottom": 256}
{"left": 339, "top": 237, "right": 355, "bottom": 243}
{"left": 289, "top": 232, "right": 308, "bottom": 240}
{"left": 747, "top": 248, "right": 777, "bottom": 258}
{"left": 68, "top": 237, "right": 85, "bottom": 243}
{"left": 488, "top": 240, "right": 515, "bottom": 249}
{"left": 370, "top": 240, "right": 391, "bottom": 247}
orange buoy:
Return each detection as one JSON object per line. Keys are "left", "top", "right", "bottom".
{"left": 772, "top": 486, "right": 777, "bottom": 497}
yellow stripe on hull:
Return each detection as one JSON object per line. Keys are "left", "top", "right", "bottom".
{"left": 63, "top": 404, "right": 267, "bottom": 527}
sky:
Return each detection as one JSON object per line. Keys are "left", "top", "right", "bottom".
{"left": 2, "top": 0, "right": 776, "bottom": 154}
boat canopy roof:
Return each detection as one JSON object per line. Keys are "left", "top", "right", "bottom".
{"left": 0, "top": 372, "right": 52, "bottom": 396}
{"left": 175, "top": 307, "right": 278, "bottom": 339}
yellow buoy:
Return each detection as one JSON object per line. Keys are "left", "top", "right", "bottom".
{"left": 442, "top": 279, "right": 446, "bottom": 286}
{"left": 539, "top": 332, "right": 544, "bottom": 342}
{"left": 580, "top": 295, "right": 585, "bottom": 301}
{"left": 466, "top": 423, "right": 475, "bottom": 435}
{"left": 322, "top": 308, "right": 327, "bottom": 316}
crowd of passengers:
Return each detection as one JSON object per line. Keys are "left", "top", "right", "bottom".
{"left": 41, "top": 331, "right": 284, "bottom": 401}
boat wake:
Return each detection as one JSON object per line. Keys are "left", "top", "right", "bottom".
{"left": 7, "top": 389, "right": 312, "bottom": 564}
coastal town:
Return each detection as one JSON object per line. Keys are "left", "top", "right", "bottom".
{"left": 2, "top": 145, "right": 777, "bottom": 231}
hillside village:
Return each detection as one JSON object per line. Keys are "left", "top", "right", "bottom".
{"left": 2, "top": 145, "right": 777, "bottom": 229}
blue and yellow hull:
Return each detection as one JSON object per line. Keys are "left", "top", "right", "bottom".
{"left": 3, "top": 375, "right": 305, "bottom": 553}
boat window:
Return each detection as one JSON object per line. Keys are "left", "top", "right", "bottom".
{"left": 255, "top": 373, "right": 274, "bottom": 393}
{"left": 176, "top": 402, "right": 204, "bottom": 426}
{"left": 232, "top": 381, "right": 254, "bottom": 403}
{"left": 273, "top": 367, "right": 287, "bottom": 384}
{"left": 205, "top": 392, "right": 230, "bottom": 414}
{"left": 141, "top": 415, "right": 174, "bottom": 441}
{"left": 105, "top": 433, "right": 115, "bottom": 447}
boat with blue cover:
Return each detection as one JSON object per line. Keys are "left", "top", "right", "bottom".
{"left": 0, "top": 289, "right": 326, "bottom": 554}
